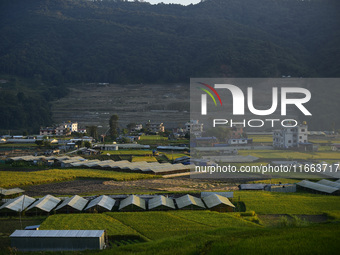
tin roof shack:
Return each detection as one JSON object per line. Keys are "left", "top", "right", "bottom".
{"left": 175, "top": 194, "right": 206, "bottom": 210}
{"left": 0, "top": 195, "right": 35, "bottom": 216}
{"left": 238, "top": 184, "right": 268, "bottom": 190}
{"left": 202, "top": 194, "right": 235, "bottom": 212}
{"left": 55, "top": 195, "right": 88, "bottom": 214}
{"left": 26, "top": 195, "right": 61, "bottom": 215}
{"left": 148, "top": 195, "right": 175, "bottom": 211}
{"left": 201, "top": 192, "right": 234, "bottom": 199}
{"left": 84, "top": 195, "right": 116, "bottom": 213}
{"left": 0, "top": 187, "right": 24, "bottom": 199}
{"left": 10, "top": 230, "right": 105, "bottom": 251}
{"left": 297, "top": 180, "right": 340, "bottom": 195}
{"left": 119, "top": 195, "right": 146, "bottom": 212}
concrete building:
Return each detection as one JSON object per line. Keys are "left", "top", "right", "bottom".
{"left": 65, "top": 122, "right": 78, "bottom": 132}
{"left": 40, "top": 122, "right": 78, "bottom": 136}
{"left": 273, "top": 123, "right": 308, "bottom": 149}
{"left": 10, "top": 230, "right": 105, "bottom": 251}
{"left": 185, "top": 120, "right": 203, "bottom": 137}
{"left": 129, "top": 124, "right": 143, "bottom": 133}
{"left": 145, "top": 121, "right": 165, "bottom": 134}
{"left": 227, "top": 138, "right": 252, "bottom": 145}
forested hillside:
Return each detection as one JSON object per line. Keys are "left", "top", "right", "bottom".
{"left": 0, "top": 0, "right": 339, "bottom": 132}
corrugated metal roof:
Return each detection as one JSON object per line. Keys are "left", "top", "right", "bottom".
{"left": 84, "top": 195, "right": 115, "bottom": 211}
{"left": 148, "top": 195, "right": 175, "bottom": 210}
{"left": 10, "top": 230, "right": 104, "bottom": 238}
{"left": 201, "top": 192, "right": 234, "bottom": 198}
{"left": 24, "top": 225, "right": 40, "bottom": 230}
{"left": 317, "top": 179, "right": 340, "bottom": 189}
{"left": 0, "top": 187, "right": 25, "bottom": 196}
{"left": 202, "top": 194, "right": 235, "bottom": 209}
{"left": 175, "top": 194, "right": 206, "bottom": 209}
{"left": 239, "top": 184, "right": 267, "bottom": 190}
{"left": 55, "top": 195, "right": 88, "bottom": 211}
{"left": 0, "top": 195, "right": 35, "bottom": 212}
{"left": 297, "top": 180, "right": 338, "bottom": 194}
{"left": 119, "top": 195, "right": 146, "bottom": 210}
{"left": 26, "top": 195, "right": 61, "bottom": 213}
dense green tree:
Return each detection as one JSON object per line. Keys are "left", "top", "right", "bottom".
{"left": 109, "top": 114, "right": 119, "bottom": 140}
{"left": 86, "top": 126, "right": 98, "bottom": 140}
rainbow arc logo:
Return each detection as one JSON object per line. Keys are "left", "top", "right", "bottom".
{"left": 197, "top": 82, "right": 222, "bottom": 106}
{"left": 197, "top": 82, "right": 222, "bottom": 115}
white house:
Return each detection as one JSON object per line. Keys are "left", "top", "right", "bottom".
{"left": 185, "top": 120, "right": 203, "bottom": 137}
{"left": 273, "top": 123, "right": 308, "bottom": 149}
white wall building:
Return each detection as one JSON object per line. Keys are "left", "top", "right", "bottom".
{"left": 185, "top": 120, "right": 203, "bottom": 137}
{"left": 65, "top": 122, "right": 78, "bottom": 132}
{"left": 273, "top": 123, "right": 308, "bottom": 149}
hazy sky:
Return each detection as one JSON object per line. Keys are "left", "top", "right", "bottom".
{"left": 146, "top": 0, "right": 201, "bottom": 5}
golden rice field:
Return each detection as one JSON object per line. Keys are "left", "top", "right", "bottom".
{"left": 0, "top": 168, "right": 156, "bottom": 188}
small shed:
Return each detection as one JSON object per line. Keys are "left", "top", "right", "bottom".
{"left": 297, "top": 180, "right": 340, "bottom": 195}
{"left": 0, "top": 187, "right": 25, "bottom": 199}
{"left": 10, "top": 230, "right": 105, "bottom": 251}
{"left": 26, "top": 195, "right": 61, "bottom": 215}
{"left": 55, "top": 195, "right": 88, "bottom": 213}
{"left": 201, "top": 192, "right": 234, "bottom": 199}
{"left": 202, "top": 194, "right": 235, "bottom": 212}
{"left": 0, "top": 195, "right": 35, "bottom": 215}
{"left": 238, "top": 184, "right": 267, "bottom": 190}
{"left": 175, "top": 194, "right": 206, "bottom": 210}
{"left": 24, "top": 225, "right": 40, "bottom": 230}
{"left": 119, "top": 195, "right": 146, "bottom": 212}
{"left": 84, "top": 195, "right": 116, "bottom": 213}
{"left": 317, "top": 179, "right": 340, "bottom": 189}
{"left": 148, "top": 195, "right": 175, "bottom": 211}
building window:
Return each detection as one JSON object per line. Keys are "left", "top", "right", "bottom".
{"left": 288, "top": 140, "right": 291, "bottom": 143}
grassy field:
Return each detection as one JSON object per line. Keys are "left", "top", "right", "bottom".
{"left": 131, "top": 156, "right": 158, "bottom": 162}
{"left": 163, "top": 152, "right": 189, "bottom": 161}
{"left": 40, "top": 214, "right": 141, "bottom": 237}
{"left": 0, "top": 143, "right": 38, "bottom": 147}
{"left": 248, "top": 135, "right": 273, "bottom": 143}
{"left": 3, "top": 191, "right": 340, "bottom": 254}
{"left": 248, "top": 134, "right": 340, "bottom": 144}
{"left": 238, "top": 149, "right": 340, "bottom": 160}
{"left": 40, "top": 211, "right": 259, "bottom": 241}
{"left": 0, "top": 216, "right": 46, "bottom": 251}
{"left": 233, "top": 191, "right": 340, "bottom": 214}
{"left": 104, "top": 150, "right": 154, "bottom": 155}
{"left": 0, "top": 168, "right": 156, "bottom": 188}
{"left": 139, "top": 135, "right": 168, "bottom": 141}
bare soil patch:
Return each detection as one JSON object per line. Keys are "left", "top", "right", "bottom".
{"left": 24, "top": 178, "right": 238, "bottom": 196}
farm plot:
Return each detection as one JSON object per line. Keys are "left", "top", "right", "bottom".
{"left": 107, "top": 211, "right": 211, "bottom": 240}
{"left": 167, "top": 211, "right": 259, "bottom": 229}
{"left": 238, "top": 150, "right": 340, "bottom": 160}
{"left": 234, "top": 191, "right": 340, "bottom": 214}
{"left": 0, "top": 168, "right": 156, "bottom": 188}
{"left": 40, "top": 214, "right": 140, "bottom": 237}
